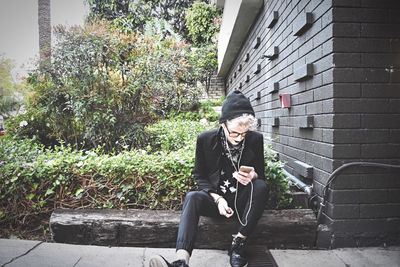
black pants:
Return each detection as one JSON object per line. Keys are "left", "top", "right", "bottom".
{"left": 176, "top": 179, "right": 269, "bottom": 255}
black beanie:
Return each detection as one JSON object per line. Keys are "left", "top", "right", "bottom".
{"left": 219, "top": 90, "right": 255, "bottom": 123}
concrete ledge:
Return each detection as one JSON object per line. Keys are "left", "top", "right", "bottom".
{"left": 50, "top": 209, "right": 317, "bottom": 250}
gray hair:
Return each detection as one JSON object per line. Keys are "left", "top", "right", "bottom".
{"left": 223, "top": 114, "right": 258, "bottom": 131}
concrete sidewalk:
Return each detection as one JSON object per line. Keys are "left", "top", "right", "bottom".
{"left": 1, "top": 239, "right": 399, "bottom": 267}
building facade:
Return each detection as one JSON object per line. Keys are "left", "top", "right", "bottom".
{"left": 215, "top": 0, "right": 400, "bottom": 248}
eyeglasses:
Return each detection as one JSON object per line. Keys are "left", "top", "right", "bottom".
{"left": 224, "top": 123, "right": 248, "bottom": 138}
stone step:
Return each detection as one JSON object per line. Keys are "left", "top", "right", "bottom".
{"left": 50, "top": 209, "right": 317, "bottom": 249}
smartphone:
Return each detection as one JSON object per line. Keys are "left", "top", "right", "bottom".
{"left": 239, "top": 165, "right": 254, "bottom": 173}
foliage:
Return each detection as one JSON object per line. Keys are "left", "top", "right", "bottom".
{"left": 10, "top": 22, "right": 204, "bottom": 151}
{"left": 185, "top": 2, "right": 221, "bottom": 92}
{"left": 185, "top": 1, "right": 221, "bottom": 46}
{"left": 0, "top": 116, "right": 292, "bottom": 239}
{"left": 0, "top": 56, "right": 24, "bottom": 117}
{"left": 264, "top": 144, "right": 293, "bottom": 209}
{"left": 0, "top": 135, "right": 197, "bottom": 239}
{"left": 145, "top": 119, "right": 212, "bottom": 152}
{"left": 86, "top": 0, "right": 208, "bottom": 39}
{"left": 166, "top": 99, "right": 221, "bottom": 122}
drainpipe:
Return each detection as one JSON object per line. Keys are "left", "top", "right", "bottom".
{"left": 282, "top": 168, "right": 313, "bottom": 196}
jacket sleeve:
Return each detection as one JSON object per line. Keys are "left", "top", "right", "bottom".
{"left": 254, "top": 133, "right": 265, "bottom": 180}
{"left": 192, "top": 135, "right": 215, "bottom": 193}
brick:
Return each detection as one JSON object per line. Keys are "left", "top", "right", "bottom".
{"left": 305, "top": 153, "right": 334, "bottom": 173}
{"left": 333, "top": 68, "right": 364, "bottom": 82}
{"left": 322, "top": 99, "right": 334, "bottom": 113}
{"left": 390, "top": 130, "right": 400, "bottom": 143}
{"left": 268, "top": 82, "right": 279, "bottom": 93}
{"left": 360, "top": 203, "right": 400, "bottom": 218}
{"left": 313, "top": 84, "right": 334, "bottom": 101}
{"left": 244, "top": 53, "right": 250, "bottom": 62}
{"left": 362, "top": 53, "right": 399, "bottom": 68}
{"left": 334, "top": 129, "right": 390, "bottom": 144}
{"left": 361, "top": 144, "right": 400, "bottom": 158}
{"left": 263, "top": 46, "right": 279, "bottom": 60}
{"left": 361, "top": 173, "right": 392, "bottom": 189}
{"left": 329, "top": 174, "right": 361, "bottom": 189}
{"left": 294, "top": 63, "right": 314, "bottom": 81}
{"left": 333, "top": 23, "right": 361, "bottom": 37}
{"left": 333, "top": 114, "right": 361, "bottom": 128}
{"left": 361, "top": 84, "right": 400, "bottom": 98}
{"left": 333, "top": 37, "right": 391, "bottom": 53}
{"left": 333, "top": 53, "right": 361, "bottom": 67}
{"left": 326, "top": 203, "right": 360, "bottom": 219}
{"left": 361, "top": 23, "right": 400, "bottom": 38}
{"left": 294, "top": 90, "right": 314, "bottom": 105}
{"left": 306, "top": 101, "right": 324, "bottom": 116}
{"left": 328, "top": 189, "right": 360, "bottom": 204}
{"left": 255, "top": 90, "right": 262, "bottom": 100}
{"left": 333, "top": 144, "right": 361, "bottom": 158}
{"left": 267, "top": 10, "right": 279, "bottom": 28}
{"left": 284, "top": 145, "right": 306, "bottom": 162}
{"left": 361, "top": 114, "right": 400, "bottom": 128}
{"left": 328, "top": 217, "right": 400, "bottom": 234}
{"left": 390, "top": 69, "right": 400, "bottom": 82}
{"left": 254, "top": 64, "right": 262, "bottom": 74}
{"left": 293, "top": 12, "right": 314, "bottom": 36}
{"left": 313, "top": 114, "right": 334, "bottom": 128}
{"left": 388, "top": 189, "right": 400, "bottom": 203}
{"left": 359, "top": 189, "right": 389, "bottom": 204}
{"left": 336, "top": 99, "right": 390, "bottom": 114}
{"left": 314, "top": 25, "right": 333, "bottom": 49}
{"left": 253, "top": 36, "right": 261, "bottom": 49}
{"left": 295, "top": 115, "right": 314, "bottom": 129}
{"left": 332, "top": 7, "right": 361, "bottom": 22}
{"left": 298, "top": 39, "right": 313, "bottom": 58}
{"left": 361, "top": 0, "right": 400, "bottom": 8}
{"left": 293, "top": 160, "right": 314, "bottom": 178}
{"left": 271, "top": 117, "right": 280, "bottom": 127}
{"left": 333, "top": 83, "right": 361, "bottom": 98}
{"left": 332, "top": 0, "right": 361, "bottom": 7}
{"left": 364, "top": 68, "right": 390, "bottom": 83}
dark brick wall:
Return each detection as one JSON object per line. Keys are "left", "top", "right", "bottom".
{"left": 223, "top": 0, "right": 400, "bottom": 248}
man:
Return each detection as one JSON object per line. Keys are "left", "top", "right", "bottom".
{"left": 149, "top": 90, "right": 269, "bottom": 267}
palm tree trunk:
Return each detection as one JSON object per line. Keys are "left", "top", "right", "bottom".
{"left": 38, "top": 0, "right": 51, "bottom": 68}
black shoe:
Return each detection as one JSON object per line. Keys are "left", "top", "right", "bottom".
{"left": 149, "top": 255, "right": 189, "bottom": 267}
{"left": 228, "top": 236, "right": 248, "bottom": 267}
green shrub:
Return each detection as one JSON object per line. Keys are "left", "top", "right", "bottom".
{"left": 166, "top": 99, "right": 221, "bottom": 122}
{"left": 14, "top": 21, "right": 206, "bottom": 151}
{"left": 0, "top": 135, "right": 197, "bottom": 234}
{"left": 145, "top": 119, "right": 213, "bottom": 152}
{"left": 0, "top": 121, "right": 291, "bottom": 239}
{"left": 264, "top": 144, "right": 292, "bottom": 209}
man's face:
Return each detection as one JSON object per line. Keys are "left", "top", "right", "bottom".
{"left": 223, "top": 122, "right": 249, "bottom": 145}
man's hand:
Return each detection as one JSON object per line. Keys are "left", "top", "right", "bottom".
{"left": 233, "top": 169, "right": 257, "bottom": 186}
{"left": 216, "top": 197, "right": 234, "bottom": 218}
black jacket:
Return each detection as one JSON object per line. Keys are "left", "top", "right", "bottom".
{"left": 193, "top": 128, "right": 265, "bottom": 193}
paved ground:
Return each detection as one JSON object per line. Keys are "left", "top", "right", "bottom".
{"left": 1, "top": 239, "right": 399, "bottom": 267}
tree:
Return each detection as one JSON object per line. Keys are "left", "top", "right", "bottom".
{"left": 0, "top": 56, "right": 20, "bottom": 117}
{"left": 38, "top": 0, "right": 51, "bottom": 67}
{"left": 185, "top": 1, "right": 220, "bottom": 46}
{"left": 185, "top": 2, "right": 221, "bottom": 93}
{"left": 86, "top": 0, "right": 208, "bottom": 40}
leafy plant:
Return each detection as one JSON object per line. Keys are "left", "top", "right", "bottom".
{"left": 0, "top": 56, "right": 24, "bottom": 118}
{"left": 264, "top": 144, "right": 293, "bottom": 209}
{"left": 145, "top": 119, "right": 213, "bottom": 152}
{"left": 12, "top": 22, "right": 205, "bottom": 151}
{"left": 185, "top": 1, "right": 221, "bottom": 46}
